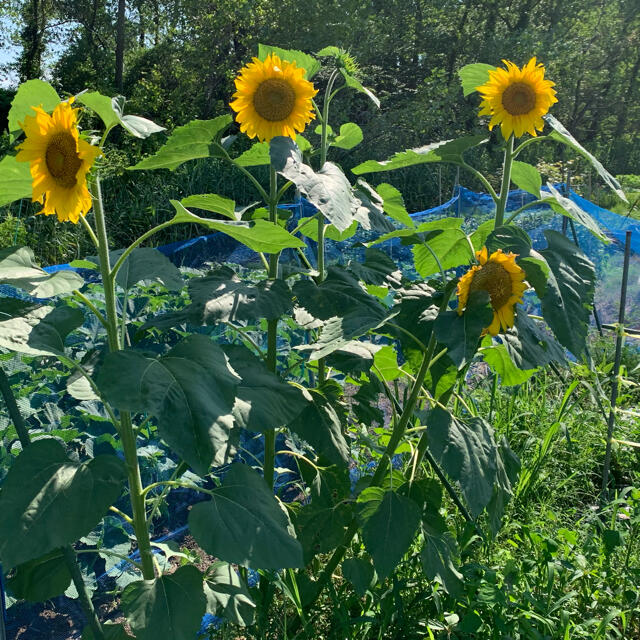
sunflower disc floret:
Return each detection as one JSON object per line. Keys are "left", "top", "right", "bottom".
{"left": 476, "top": 57, "right": 557, "bottom": 139}
{"left": 457, "top": 247, "right": 527, "bottom": 335}
{"left": 230, "top": 53, "right": 318, "bottom": 142}
{"left": 16, "top": 98, "right": 101, "bottom": 223}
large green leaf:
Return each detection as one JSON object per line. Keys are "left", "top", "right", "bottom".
{"left": 485, "top": 438, "right": 520, "bottom": 536}
{"left": 180, "top": 193, "right": 238, "bottom": 220}
{"left": 295, "top": 465, "right": 352, "bottom": 560}
{"left": 286, "top": 386, "right": 350, "bottom": 465}
{"left": 435, "top": 290, "right": 492, "bottom": 367}
{"left": 481, "top": 343, "right": 537, "bottom": 386}
{"left": 545, "top": 114, "right": 627, "bottom": 202}
{"left": 258, "top": 44, "right": 321, "bottom": 78}
{"left": 348, "top": 247, "right": 402, "bottom": 287}
{"left": 7, "top": 549, "right": 72, "bottom": 601}
{"left": 413, "top": 229, "right": 473, "bottom": 277}
{"left": 511, "top": 161, "right": 542, "bottom": 198}
{"left": 112, "top": 247, "right": 183, "bottom": 291}
{"left": 358, "top": 488, "right": 421, "bottom": 579}
{"left": 421, "top": 515, "right": 464, "bottom": 596}
{"left": 121, "top": 565, "right": 206, "bottom": 640}
{"left": 223, "top": 344, "right": 309, "bottom": 433}
{"left": 325, "top": 341, "right": 380, "bottom": 376}
{"left": 375, "top": 183, "right": 414, "bottom": 228}
{"left": 352, "top": 136, "right": 488, "bottom": 175}
{"left": 204, "top": 562, "right": 255, "bottom": 627}
{"left": 0, "top": 155, "right": 33, "bottom": 206}
{"left": 502, "top": 311, "right": 566, "bottom": 369}
{"left": 457, "top": 63, "right": 496, "bottom": 97}
{"left": 98, "top": 335, "right": 240, "bottom": 475}
{"left": 233, "top": 141, "right": 270, "bottom": 167}
{"left": 369, "top": 216, "right": 463, "bottom": 247}
{"left": 8, "top": 79, "right": 60, "bottom": 141}
{"left": 544, "top": 183, "right": 608, "bottom": 241}
{"left": 426, "top": 408, "right": 498, "bottom": 518}
{"left": 171, "top": 200, "right": 304, "bottom": 253}
{"left": 0, "top": 246, "right": 84, "bottom": 297}
{"left": 270, "top": 136, "right": 355, "bottom": 232}
{"left": 189, "top": 463, "right": 304, "bottom": 569}
{"left": 129, "top": 116, "right": 232, "bottom": 170}
{"left": 0, "top": 304, "right": 85, "bottom": 356}
{"left": 342, "top": 557, "right": 376, "bottom": 596}
{"left": 0, "top": 439, "right": 125, "bottom": 569}
{"left": 78, "top": 91, "right": 121, "bottom": 130}
{"left": 143, "top": 266, "right": 291, "bottom": 331}
{"left": 539, "top": 230, "right": 595, "bottom": 356}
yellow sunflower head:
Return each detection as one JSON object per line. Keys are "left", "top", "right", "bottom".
{"left": 15, "top": 98, "right": 101, "bottom": 224}
{"left": 229, "top": 53, "right": 318, "bottom": 142}
{"left": 457, "top": 247, "right": 528, "bottom": 336}
{"left": 476, "top": 57, "right": 557, "bottom": 140}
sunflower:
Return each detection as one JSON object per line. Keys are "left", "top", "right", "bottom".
{"left": 457, "top": 247, "right": 528, "bottom": 336}
{"left": 230, "top": 53, "right": 317, "bottom": 142}
{"left": 476, "top": 57, "right": 557, "bottom": 139}
{"left": 16, "top": 98, "right": 101, "bottom": 223}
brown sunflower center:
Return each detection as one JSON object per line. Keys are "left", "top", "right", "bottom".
{"left": 45, "top": 132, "right": 81, "bottom": 188}
{"left": 253, "top": 78, "right": 296, "bottom": 122}
{"left": 469, "top": 261, "right": 513, "bottom": 310}
{"left": 501, "top": 82, "right": 537, "bottom": 115}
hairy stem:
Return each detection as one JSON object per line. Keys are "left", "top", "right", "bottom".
{"left": 494, "top": 136, "right": 514, "bottom": 227}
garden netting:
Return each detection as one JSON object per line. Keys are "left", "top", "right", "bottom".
{"left": 1, "top": 184, "right": 639, "bottom": 639}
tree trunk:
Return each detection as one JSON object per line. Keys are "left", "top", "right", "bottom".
{"left": 18, "top": 0, "right": 46, "bottom": 81}
{"left": 115, "top": 0, "right": 126, "bottom": 91}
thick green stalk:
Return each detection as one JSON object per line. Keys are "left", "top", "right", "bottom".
{"left": 263, "top": 164, "right": 280, "bottom": 490}
{"left": 494, "top": 136, "right": 515, "bottom": 228}
{"left": 90, "top": 177, "right": 155, "bottom": 580}
{"left": 0, "top": 367, "right": 105, "bottom": 640}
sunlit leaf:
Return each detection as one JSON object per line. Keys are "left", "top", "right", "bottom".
{"left": 457, "top": 63, "right": 496, "bottom": 97}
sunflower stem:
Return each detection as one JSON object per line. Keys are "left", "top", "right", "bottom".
{"left": 494, "top": 136, "right": 514, "bottom": 228}
{"left": 264, "top": 163, "right": 280, "bottom": 491}
{"left": 90, "top": 176, "right": 156, "bottom": 581}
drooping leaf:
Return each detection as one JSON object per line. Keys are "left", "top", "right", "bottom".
{"left": 0, "top": 304, "right": 85, "bottom": 356}
{"left": 112, "top": 247, "right": 183, "bottom": 291}
{"left": 342, "top": 557, "right": 376, "bottom": 596}
{"left": 7, "top": 549, "right": 72, "bottom": 601}
{"left": 545, "top": 114, "right": 627, "bottom": 202}
{"left": 375, "top": 183, "right": 414, "bottom": 228}
{"left": 223, "top": 344, "right": 309, "bottom": 433}
{"left": 348, "top": 247, "right": 402, "bottom": 287}
{"left": 0, "top": 439, "right": 126, "bottom": 569}
{"left": 544, "top": 183, "right": 608, "bottom": 241}
{"left": 502, "top": 311, "right": 566, "bottom": 370}
{"left": 421, "top": 515, "right": 464, "bottom": 596}
{"left": 98, "top": 335, "right": 240, "bottom": 475}
{"left": 121, "top": 565, "right": 206, "bottom": 640}
{"left": 435, "top": 290, "right": 492, "bottom": 367}
{"left": 332, "top": 122, "right": 363, "bottom": 149}
{"left": 511, "top": 161, "right": 542, "bottom": 198}
{"left": 340, "top": 69, "right": 380, "bottom": 107}
{"left": 287, "top": 385, "right": 350, "bottom": 465}
{"left": 0, "top": 155, "right": 33, "bottom": 206}
{"left": 171, "top": 201, "right": 304, "bottom": 253}
{"left": 0, "top": 246, "right": 84, "bottom": 296}
{"left": 270, "top": 136, "right": 355, "bottom": 232}
{"left": 539, "top": 230, "right": 595, "bottom": 356}
{"left": 457, "top": 63, "right": 496, "bottom": 97}
{"left": 8, "top": 79, "right": 60, "bottom": 141}
{"left": 485, "top": 224, "right": 532, "bottom": 256}
{"left": 325, "top": 341, "right": 380, "bottom": 376}
{"left": 426, "top": 408, "right": 498, "bottom": 518}
{"left": 78, "top": 91, "right": 122, "bottom": 130}
{"left": 352, "top": 181, "right": 396, "bottom": 233}
{"left": 352, "top": 136, "right": 488, "bottom": 175}
{"left": 485, "top": 438, "right": 520, "bottom": 536}
{"left": 204, "top": 562, "right": 255, "bottom": 627}
{"left": 129, "top": 116, "right": 232, "bottom": 170}
{"left": 358, "top": 488, "right": 421, "bottom": 579}
{"left": 258, "top": 44, "right": 321, "bottom": 79}
{"left": 189, "top": 463, "right": 304, "bottom": 569}
{"left": 481, "top": 343, "right": 537, "bottom": 385}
